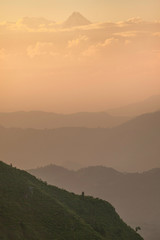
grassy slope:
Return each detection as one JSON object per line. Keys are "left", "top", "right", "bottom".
{"left": 0, "top": 161, "right": 143, "bottom": 240}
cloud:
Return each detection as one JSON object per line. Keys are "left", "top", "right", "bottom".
{"left": 117, "top": 17, "right": 144, "bottom": 27}
{"left": 114, "top": 31, "right": 137, "bottom": 37}
{"left": 0, "top": 16, "right": 159, "bottom": 67}
{"left": 68, "top": 35, "right": 89, "bottom": 48}
{"left": 126, "top": 17, "right": 144, "bottom": 24}
{"left": 82, "top": 38, "right": 119, "bottom": 58}
{"left": 27, "top": 42, "right": 56, "bottom": 58}
{"left": 99, "top": 38, "right": 119, "bottom": 47}
{"left": 0, "top": 17, "right": 58, "bottom": 33}
{"left": 15, "top": 17, "right": 59, "bottom": 32}
{"left": 0, "top": 17, "right": 160, "bottom": 36}
{"left": 66, "top": 36, "right": 120, "bottom": 59}
{"left": 18, "top": 17, "right": 55, "bottom": 28}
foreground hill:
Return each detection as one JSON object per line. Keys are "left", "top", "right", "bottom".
{"left": 0, "top": 161, "right": 142, "bottom": 240}
{"left": 0, "top": 111, "right": 160, "bottom": 171}
{"left": 0, "top": 111, "right": 129, "bottom": 129}
{"left": 29, "top": 165, "right": 160, "bottom": 240}
{"left": 108, "top": 95, "right": 160, "bottom": 116}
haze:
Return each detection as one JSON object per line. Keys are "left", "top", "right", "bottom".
{"left": 0, "top": 2, "right": 160, "bottom": 240}
{"left": 1, "top": 0, "right": 160, "bottom": 22}
{"left": 0, "top": 1, "right": 160, "bottom": 113}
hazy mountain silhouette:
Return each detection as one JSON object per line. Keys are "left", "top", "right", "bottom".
{"left": 0, "top": 111, "right": 159, "bottom": 172}
{"left": 0, "top": 111, "right": 129, "bottom": 129}
{"left": 0, "top": 161, "right": 143, "bottom": 240}
{"left": 28, "top": 165, "right": 160, "bottom": 240}
{"left": 63, "top": 12, "right": 91, "bottom": 28}
{"left": 108, "top": 95, "right": 160, "bottom": 116}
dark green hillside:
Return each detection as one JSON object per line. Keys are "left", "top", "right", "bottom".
{"left": 0, "top": 162, "right": 101, "bottom": 240}
{"left": 0, "top": 161, "right": 143, "bottom": 240}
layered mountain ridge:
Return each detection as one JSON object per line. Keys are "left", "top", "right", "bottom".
{"left": 0, "top": 111, "right": 129, "bottom": 129}
{"left": 0, "top": 111, "right": 159, "bottom": 171}
{"left": 28, "top": 164, "right": 160, "bottom": 240}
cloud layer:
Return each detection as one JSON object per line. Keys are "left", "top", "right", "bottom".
{"left": 0, "top": 16, "right": 160, "bottom": 112}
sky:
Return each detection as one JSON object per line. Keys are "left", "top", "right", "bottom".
{"left": 0, "top": 0, "right": 160, "bottom": 113}
{"left": 0, "top": 0, "right": 160, "bottom": 22}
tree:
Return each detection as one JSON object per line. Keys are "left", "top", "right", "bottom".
{"left": 81, "top": 191, "right": 85, "bottom": 199}
{"left": 135, "top": 226, "right": 141, "bottom": 232}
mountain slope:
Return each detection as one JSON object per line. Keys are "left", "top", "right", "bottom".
{"left": 0, "top": 161, "right": 142, "bottom": 240}
{"left": 108, "top": 95, "right": 160, "bottom": 116}
{"left": 63, "top": 12, "right": 91, "bottom": 28}
{"left": 29, "top": 165, "right": 160, "bottom": 240}
{"left": 0, "top": 111, "right": 159, "bottom": 172}
{"left": 0, "top": 111, "right": 129, "bottom": 129}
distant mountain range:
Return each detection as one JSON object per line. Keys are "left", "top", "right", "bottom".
{"left": 28, "top": 164, "right": 160, "bottom": 240}
{"left": 0, "top": 161, "right": 143, "bottom": 240}
{"left": 108, "top": 95, "right": 160, "bottom": 116}
{"left": 0, "top": 95, "right": 160, "bottom": 129}
{"left": 0, "top": 111, "right": 160, "bottom": 172}
{"left": 0, "top": 111, "right": 129, "bottom": 129}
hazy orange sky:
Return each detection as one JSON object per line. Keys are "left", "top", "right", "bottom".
{"left": 1, "top": 0, "right": 160, "bottom": 22}
{"left": 0, "top": 0, "right": 160, "bottom": 113}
